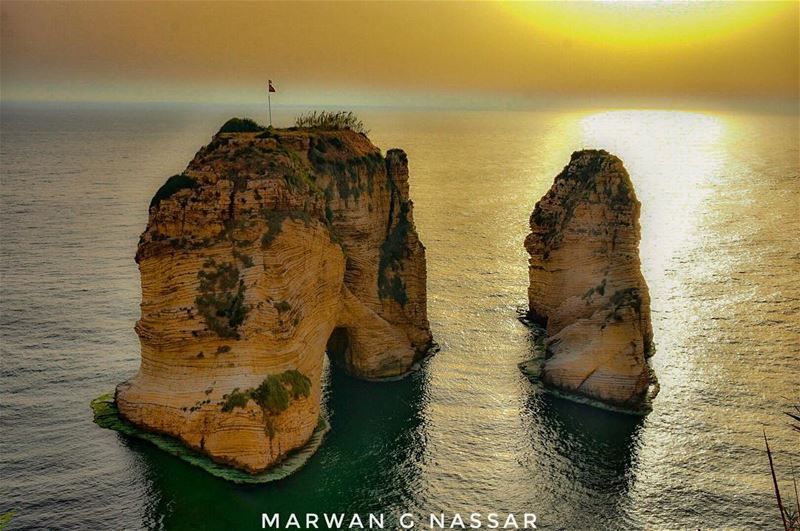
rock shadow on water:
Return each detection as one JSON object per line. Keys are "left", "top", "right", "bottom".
{"left": 521, "top": 393, "right": 645, "bottom": 529}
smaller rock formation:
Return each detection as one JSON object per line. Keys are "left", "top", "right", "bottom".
{"left": 524, "top": 149, "right": 656, "bottom": 411}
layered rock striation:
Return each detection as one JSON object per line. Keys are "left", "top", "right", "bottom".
{"left": 116, "top": 119, "right": 432, "bottom": 473}
{"left": 524, "top": 149, "right": 655, "bottom": 411}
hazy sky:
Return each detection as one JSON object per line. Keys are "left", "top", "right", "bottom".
{"left": 1, "top": 1, "right": 797, "bottom": 107}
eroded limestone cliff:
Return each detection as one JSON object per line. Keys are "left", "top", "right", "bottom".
{"left": 524, "top": 149, "right": 655, "bottom": 411}
{"left": 116, "top": 119, "right": 432, "bottom": 473}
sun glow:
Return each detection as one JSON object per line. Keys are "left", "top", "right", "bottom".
{"left": 505, "top": 1, "right": 790, "bottom": 50}
{"left": 576, "top": 109, "right": 727, "bottom": 282}
{"left": 1, "top": 1, "right": 796, "bottom": 102}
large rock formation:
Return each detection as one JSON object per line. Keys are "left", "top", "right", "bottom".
{"left": 524, "top": 150, "right": 655, "bottom": 411}
{"left": 115, "top": 119, "right": 432, "bottom": 473}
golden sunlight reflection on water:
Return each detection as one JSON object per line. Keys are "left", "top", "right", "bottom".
{"left": 571, "top": 108, "right": 798, "bottom": 508}
{"left": 578, "top": 109, "right": 726, "bottom": 279}
{"left": 385, "top": 107, "right": 797, "bottom": 527}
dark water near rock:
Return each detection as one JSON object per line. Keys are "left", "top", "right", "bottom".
{"left": 1, "top": 102, "right": 798, "bottom": 530}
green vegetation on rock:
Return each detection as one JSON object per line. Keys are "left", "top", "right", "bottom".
{"left": 150, "top": 174, "right": 198, "bottom": 209}
{"left": 273, "top": 301, "right": 291, "bottom": 313}
{"left": 233, "top": 249, "right": 254, "bottom": 268}
{"left": 195, "top": 259, "right": 249, "bottom": 339}
{"left": 279, "top": 369, "right": 312, "bottom": 399}
{"left": 282, "top": 149, "right": 319, "bottom": 192}
{"left": 217, "top": 117, "right": 266, "bottom": 134}
{"left": 260, "top": 211, "right": 287, "bottom": 248}
{"left": 605, "top": 287, "right": 643, "bottom": 322}
{"left": 251, "top": 375, "right": 290, "bottom": 415}
{"left": 0, "top": 510, "right": 16, "bottom": 530}
{"left": 378, "top": 200, "right": 410, "bottom": 305}
{"left": 307, "top": 139, "right": 383, "bottom": 204}
{"left": 582, "top": 278, "right": 608, "bottom": 302}
{"left": 260, "top": 210, "right": 312, "bottom": 248}
{"left": 220, "top": 369, "right": 312, "bottom": 419}
{"left": 221, "top": 388, "right": 249, "bottom": 412}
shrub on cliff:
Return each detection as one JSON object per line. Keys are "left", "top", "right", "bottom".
{"left": 279, "top": 369, "right": 311, "bottom": 399}
{"left": 221, "top": 389, "right": 249, "bottom": 412}
{"left": 294, "top": 111, "right": 368, "bottom": 135}
{"left": 252, "top": 370, "right": 311, "bottom": 414}
{"left": 217, "top": 117, "right": 266, "bottom": 134}
{"left": 251, "top": 376, "right": 290, "bottom": 414}
{"left": 150, "top": 174, "right": 198, "bottom": 209}
{"left": 221, "top": 370, "right": 311, "bottom": 419}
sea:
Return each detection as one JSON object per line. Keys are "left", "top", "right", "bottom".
{"left": 1, "top": 101, "right": 798, "bottom": 530}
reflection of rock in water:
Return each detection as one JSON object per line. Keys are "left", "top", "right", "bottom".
{"left": 521, "top": 389, "right": 644, "bottom": 527}
{"left": 114, "top": 120, "right": 432, "bottom": 474}
{"left": 523, "top": 150, "right": 657, "bottom": 412}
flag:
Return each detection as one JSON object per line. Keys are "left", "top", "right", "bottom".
{"left": 268, "top": 80, "right": 276, "bottom": 93}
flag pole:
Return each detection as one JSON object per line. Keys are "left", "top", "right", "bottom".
{"left": 267, "top": 79, "right": 275, "bottom": 127}
{"left": 268, "top": 91, "right": 272, "bottom": 128}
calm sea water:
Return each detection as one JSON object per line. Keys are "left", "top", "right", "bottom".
{"left": 1, "top": 102, "right": 798, "bottom": 530}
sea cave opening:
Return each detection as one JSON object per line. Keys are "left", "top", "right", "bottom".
{"left": 325, "top": 326, "right": 351, "bottom": 370}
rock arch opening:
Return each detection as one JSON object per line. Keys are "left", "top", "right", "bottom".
{"left": 326, "top": 326, "right": 352, "bottom": 369}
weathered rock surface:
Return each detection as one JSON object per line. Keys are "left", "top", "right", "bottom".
{"left": 524, "top": 149, "right": 655, "bottom": 410}
{"left": 116, "top": 121, "right": 432, "bottom": 473}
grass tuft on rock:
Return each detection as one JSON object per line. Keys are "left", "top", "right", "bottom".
{"left": 294, "top": 111, "right": 368, "bottom": 135}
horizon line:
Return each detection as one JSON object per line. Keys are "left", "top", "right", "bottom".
{"left": 1, "top": 95, "right": 798, "bottom": 116}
